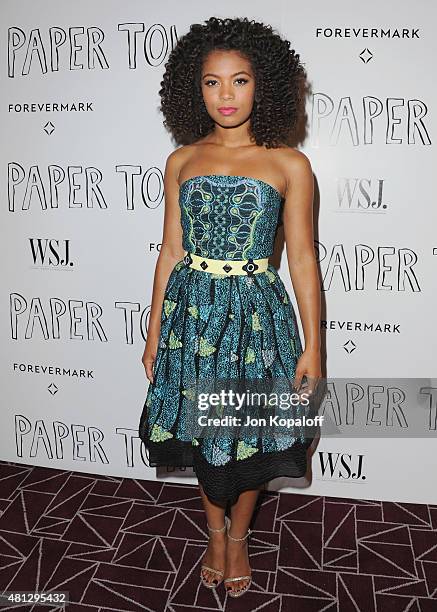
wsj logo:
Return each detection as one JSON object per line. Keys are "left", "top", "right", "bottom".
{"left": 337, "top": 178, "right": 388, "bottom": 211}
{"left": 29, "top": 238, "right": 72, "bottom": 268}
{"left": 318, "top": 451, "right": 366, "bottom": 480}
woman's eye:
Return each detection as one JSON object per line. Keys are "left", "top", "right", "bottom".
{"left": 235, "top": 78, "right": 248, "bottom": 85}
{"left": 204, "top": 79, "right": 217, "bottom": 86}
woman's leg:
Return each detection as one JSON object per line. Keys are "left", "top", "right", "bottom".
{"left": 224, "top": 487, "right": 261, "bottom": 594}
{"left": 198, "top": 483, "right": 227, "bottom": 585}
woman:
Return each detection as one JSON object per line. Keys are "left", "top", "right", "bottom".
{"left": 139, "top": 16, "right": 321, "bottom": 598}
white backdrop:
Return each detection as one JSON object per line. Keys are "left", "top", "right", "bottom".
{"left": 1, "top": 0, "right": 436, "bottom": 504}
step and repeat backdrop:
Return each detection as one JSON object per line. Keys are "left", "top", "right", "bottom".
{"left": 1, "top": 0, "right": 436, "bottom": 504}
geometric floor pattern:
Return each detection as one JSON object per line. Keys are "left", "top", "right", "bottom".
{"left": 0, "top": 461, "right": 436, "bottom": 611}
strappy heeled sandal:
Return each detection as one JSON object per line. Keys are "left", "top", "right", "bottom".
{"left": 224, "top": 518, "right": 252, "bottom": 598}
{"left": 200, "top": 515, "right": 230, "bottom": 588}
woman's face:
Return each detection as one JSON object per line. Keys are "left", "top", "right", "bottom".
{"left": 200, "top": 49, "right": 256, "bottom": 128}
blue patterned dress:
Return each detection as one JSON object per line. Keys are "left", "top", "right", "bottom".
{"left": 139, "top": 174, "right": 314, "bottom": 505}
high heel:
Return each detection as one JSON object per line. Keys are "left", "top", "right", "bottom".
{"left": 224, "top": 518, "right": 252, "bottom": 597}
{"left": 200, "top": 515, "right": 230, "bottom": 588}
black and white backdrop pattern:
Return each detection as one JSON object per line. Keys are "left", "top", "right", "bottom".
{"left": 1, "top": 0, "right": 436, "bottom": 504}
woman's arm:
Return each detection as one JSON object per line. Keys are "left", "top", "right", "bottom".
{"left": 282, "top": 151, "right": 321, "bottom": 388}
{"left": 142, "top": 149, "right": 186, "bottom": 382}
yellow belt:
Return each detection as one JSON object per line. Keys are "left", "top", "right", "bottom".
{"left": 183, "top": 251, "right": 269, "bottom": 276}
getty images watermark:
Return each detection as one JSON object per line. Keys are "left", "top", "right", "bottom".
{"left": 171, "top": 376, "right": 437, "bottom": 441}
{"left": 197, "top": 387, "right": 323, "bottom": 429}
{"left": 176, "top": 376, "right": 324, "bottom": 441}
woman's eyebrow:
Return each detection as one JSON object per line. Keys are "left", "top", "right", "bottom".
{"left": 202, "top": 71, "right": 252, "bottom": 78}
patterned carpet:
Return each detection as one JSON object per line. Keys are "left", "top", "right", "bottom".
{"left": 0, "top": 461, "right": 436, "bottom": 611}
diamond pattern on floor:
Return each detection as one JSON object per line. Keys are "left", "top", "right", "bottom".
{"left": 0, "top": 461, "right": 436, "bottom": 611}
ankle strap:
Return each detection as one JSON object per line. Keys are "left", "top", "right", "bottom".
{"left": 227, "top": 527, "right": 252, "bottom": 541}
{"left": 206, "top": 517, "right": 228, "bottom": 533}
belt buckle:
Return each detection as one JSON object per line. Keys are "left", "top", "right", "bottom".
{"left": 242, "top": 258, "right": 259, "bottom": 276}
{"left": 183, "top": 253, "right": 193, "bottom": 266}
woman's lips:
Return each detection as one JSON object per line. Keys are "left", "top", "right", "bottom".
{"left": 218, "top": 107, "right": 237, "bottom": 115}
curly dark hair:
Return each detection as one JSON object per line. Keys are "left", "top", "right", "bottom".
{"left": 158, "top": 16, "right": 306, "bottom": 148}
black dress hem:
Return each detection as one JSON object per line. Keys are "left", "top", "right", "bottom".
{"left": 140, "top": 432, "right": 316, "bottom": 506}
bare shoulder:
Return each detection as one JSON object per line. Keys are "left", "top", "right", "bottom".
{"left": 275, "top": 146, "right": 312, "bottom": 167}
{"left": 165, "top": 145, "right": 189, "bottom": 178}
{"left": 275, "top": 147, "right": 313, "bottom": 193}
{"left": 270, "top": 147, "right": 314, "bottom": 204}
{"left": 164, "top": 145, "right": 191, "bottom": 177}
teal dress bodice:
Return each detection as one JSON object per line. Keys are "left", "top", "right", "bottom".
{"left": 179, "top": 174, "right": 283, "bottom": 260}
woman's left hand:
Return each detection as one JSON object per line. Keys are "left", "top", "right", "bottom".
{"left": 293, "top": 348, "right": 322, "bottom": 398}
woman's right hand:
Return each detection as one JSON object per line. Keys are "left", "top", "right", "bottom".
{"left": 142, "top": 335, "right": 159, "bottom": 384}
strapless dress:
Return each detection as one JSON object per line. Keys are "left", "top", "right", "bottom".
{"left": 138, "top": 174, "right": 315, "bottom": 505}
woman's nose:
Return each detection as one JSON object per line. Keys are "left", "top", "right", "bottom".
{"left": 220, "top": 85, "right": 234, "bottom": 100}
